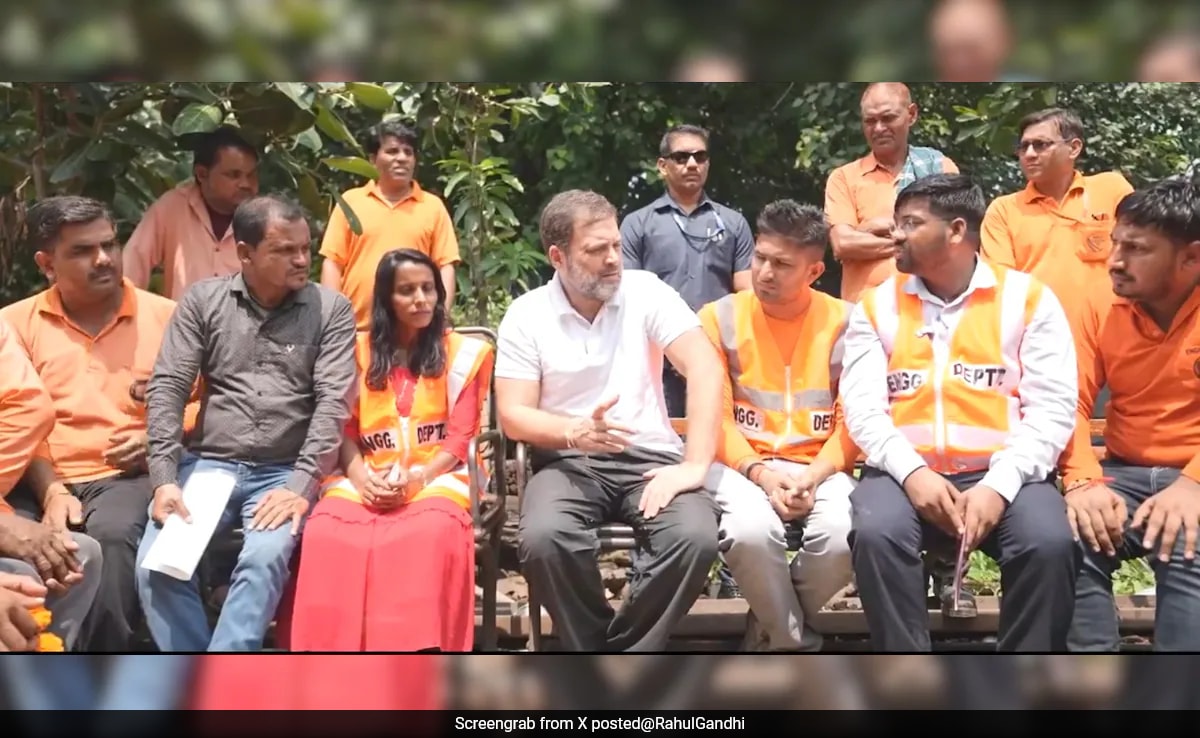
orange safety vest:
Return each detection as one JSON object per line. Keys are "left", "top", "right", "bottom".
{"left": 710, "top": 289, "right": 852, "bottom": 462}
{"left": 860, "top": 261, "right": 1042, "bottom": 474}
{"left": 321, "top": 331, "right": 494, "bottom": 510}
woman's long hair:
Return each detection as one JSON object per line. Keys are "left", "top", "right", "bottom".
{"left": 366, "top": 248, "right": 449, "bottom": 390}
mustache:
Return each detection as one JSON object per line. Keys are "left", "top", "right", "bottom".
{"left": 88, "top": 268, "right": 115, "bottom": 280}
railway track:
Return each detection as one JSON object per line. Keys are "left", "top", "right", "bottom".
{"left": 483, "top": 594, "right": 1156, "bottom": 652}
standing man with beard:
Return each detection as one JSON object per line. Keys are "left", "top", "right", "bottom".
{"left": 1058, "top": 176, "right": 1200, "bottom": 652}
{"left": 123, "top": 126, "right": 260, "bottom": 300}
{"left": 842, "top": 174, "right": 1080, "bottom": 652}
{"left": 620, "top": 123, "right": 754, "bottom": 418}
{"left": 320, "top": 121, "right": 460, "bottom": 331}
{"left": 496, "top": 189, "right": 777, "bottom": 651}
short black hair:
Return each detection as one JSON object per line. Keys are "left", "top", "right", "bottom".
{"left": 363, "top": 120, "right": 419, "bottom": 157}
{"left": 895, "top": 173, "right": 987, "bottom": 240}
{"left": 25, "top": 196, "right": 114, "bottom": 254}
{"left": 232, "top": 195, "right": 306, "bottom": 247}
{"left": 659, "top": 123, "right": 709, "bottom": 157}
{"left": 1017, "top": 107, "right": 1085, "bottom": 155}
{"left": 193, "top": 125, "right": 258, "bottom": 169}
{"left": 1115, "top": 175, "right": 1200, "bottom": 248}
{"left": 756, "top": 199, "right": 830, "bottom": 254}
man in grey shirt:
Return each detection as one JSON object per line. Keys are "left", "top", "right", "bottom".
{"left": 136, "top": 194, "right": 357, "bottom": 652}
{"left": 620, "top": 123, "right": 753, "bottom": 417}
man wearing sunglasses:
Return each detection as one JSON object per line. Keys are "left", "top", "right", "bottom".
{"left": 620, "top": 124, "right": 754, "bottom": 420}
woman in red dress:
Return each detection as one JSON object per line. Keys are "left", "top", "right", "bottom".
{"left": 282, "top": 248, "right": 493, "bottom": 652}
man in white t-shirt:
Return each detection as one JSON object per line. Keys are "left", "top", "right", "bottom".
{"left": 495, "top": 189, "right": 777, "bottom": 651}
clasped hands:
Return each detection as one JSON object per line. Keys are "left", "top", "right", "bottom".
{"left": 754, "top": 466, "right": 816, "bottom": 522}
{"left": 354, "top": 463, "right": 428, "bottom": 511}
{"left": 903, "top": 467, "right": 1006, "bottom": 553}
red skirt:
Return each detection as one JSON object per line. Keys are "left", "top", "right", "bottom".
{"left": 282, "top": 494, "right": 476, "bottom": 652}
{"left": 187, "top": 655, "right": 444, "bottom": 710}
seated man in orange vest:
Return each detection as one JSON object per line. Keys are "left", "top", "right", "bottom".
{"left": 841, "top": 173, "right": 1080, "bottom": 652}
{"left": 697, "top": 199, "right": 857, "bottom": 651}
{"left": 1059, "top": 176, "right": 1200, "bottom": 652}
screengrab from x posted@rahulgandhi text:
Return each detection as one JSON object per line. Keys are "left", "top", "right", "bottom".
{"left": 454, "top": 714, "right": 749, "bottom": 733}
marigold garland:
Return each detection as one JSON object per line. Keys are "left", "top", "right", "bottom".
{"left": 29, "top": 606, "right": 64, "bottom": 652}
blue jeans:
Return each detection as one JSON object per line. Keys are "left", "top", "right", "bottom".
{"left": 135, "top": 454, "right": 303, "bottom": 652}
{"left": 1, "top": 655, "right": 192, "bottom": 711}
{"left": 1067, "top": 459, "right": 1200, "bottom": 651}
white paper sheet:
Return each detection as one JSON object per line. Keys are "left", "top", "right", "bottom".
{"left": 140, "top": 467, "right": 237, "bottom": 581}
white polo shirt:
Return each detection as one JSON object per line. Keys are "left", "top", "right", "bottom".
{"left": 495, "top": 269, "right": 698, "bottom": 454}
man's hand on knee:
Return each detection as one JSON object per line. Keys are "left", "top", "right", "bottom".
{"left": 250, "top": 489, "right": 309, "bottom": 536}
{"left": 1132, "top": 476, "right": 1200, "bottom": 562}
{"left": 41, "top": 484, "right": 84, "bottom": 533}
{"left": 1064, "top": 480, "right": 1126, "bottom": 557}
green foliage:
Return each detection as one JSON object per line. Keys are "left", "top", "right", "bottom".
{"left": 2, "top": 82, "right": 1198, "bottom": 324}
{"left": 966, "top": 550, "right": 1156, "bottom": 596}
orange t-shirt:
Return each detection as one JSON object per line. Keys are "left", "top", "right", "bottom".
{"left": 980, "top": 170, "right": 1134, "bottom": 335}
{"left": 0, "top": 280, "right": 178, "bottom": 484}
{"left": 825, "top": 151, "right": 959, "bottom": 303}
{"left": 0, "top": 318, "right": 54, "bottom": 509}
{"left": 1060, "top": 287, "right": 1200, "bottom": 486}
{"left": 318, "top": 180, "right": 460, "bottom": 331}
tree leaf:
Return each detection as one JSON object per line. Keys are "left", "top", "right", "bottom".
{"left": 347, "top": 82, "right": 394, "bottom": 111}
{"left": 232, "top": 88, "right": 316, "bottom": 138}
{"left": 321, "top": 156, "right": 378, "bottom": 180}
{"left": 170, "top": 103, "right": 223, "bottom": 136}
{"left": 273, "top": 82, "right": 313, "bottom": 110}
{"left": 333, "top": 189, "right": 363, "bottom": 236}
{"left": 297, "top": 172, "right": 324, "bottom": 217}
{"left": 314, "top": 102, "right": 361, "bottom": 151}
{"left": 174, "top": 83, "right": 222, "bottom": 105}
{"left": 294, "top": 127, "right": 322, "bottom": 152}
{"left": 50, "top": 140, "right": 95, "bottom": 183}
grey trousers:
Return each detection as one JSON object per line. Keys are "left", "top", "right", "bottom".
{"left": 1067, "top": 459, "right": 1200, "bottom": 652}
{"left": 10, "top": 475, "right": 151, "bottom": 652}
{"left": 0, "top": 531, "right": 102, "bottom": 651}
{"left": 518, "top": 445, "right": 720, "bottom": 651}
{"left": 848, "top": 467, "right": 1079, "bottom": 651}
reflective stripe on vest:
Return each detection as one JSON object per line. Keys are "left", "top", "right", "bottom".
{"left": 712, "top": 290, "right": 850, "bottom": 455}
{"left": 319, "top": 332, "right": 491, "bottom": 503}
{"left": 864, "top": 263, "right": 1040, "bottom": 474}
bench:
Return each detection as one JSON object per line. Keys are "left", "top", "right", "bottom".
{"left": 197, "top": 326, "right": 510, "bottom": 651}
{"left": 516, "top": 415, "right": 1119, "bottom": 651}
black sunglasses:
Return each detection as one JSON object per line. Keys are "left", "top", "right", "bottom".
{"left": 665, "top": 150, "right": 709, "bottom": 165}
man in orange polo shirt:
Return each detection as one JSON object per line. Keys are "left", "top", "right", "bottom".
{"left": 825, "top": 82, "right": 959, "bottom": 304}
{"left": 123, "top": 126, "right": 260, "bottom": 300}
{"left": 1059, "top": 177, "right": 1200, "bottom": 652}
{"left": 1, "top": 196, "right": 179, "bottom": 652}
{"left": 980, "top": 108, "right": 1134, "bottom": 335}
{"left": 0, "top": 318, "right": 102, "bottom": 651}
{"left": 319, "top": 121, "right": 460, "bottom": 330}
